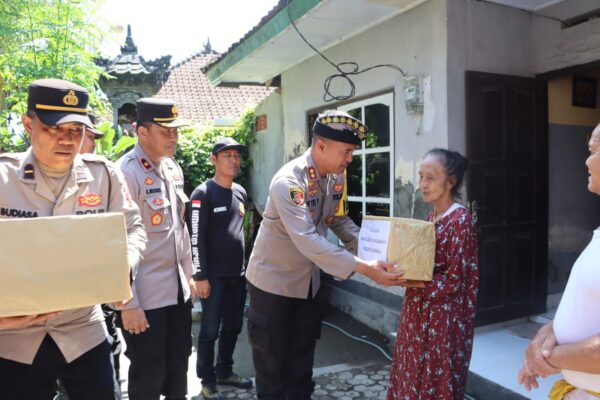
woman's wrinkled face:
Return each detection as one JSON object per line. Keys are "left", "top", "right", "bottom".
{"left": 586, "top": 128, "right": 600, "bottom": 196}
{"left": 418, "top": 155, "right": 454, "bottom": 204}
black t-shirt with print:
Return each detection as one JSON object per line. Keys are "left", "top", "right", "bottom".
{"left": 189, "top": 179, "right": 247, "bottom": 280}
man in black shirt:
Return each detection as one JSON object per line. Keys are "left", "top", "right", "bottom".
{"left": 190, "top": 137, "right": 253, "bottom": 400}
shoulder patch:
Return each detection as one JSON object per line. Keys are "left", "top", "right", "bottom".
{"left": 140, "top": 158, "right": 152, "bottom": 171}
{"left": 289, "top": 186, "right": 305, "bottom": 206}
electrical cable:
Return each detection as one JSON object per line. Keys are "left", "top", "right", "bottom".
{"left": 286, "top": 0, "right": 406, "bottom": 103}
{"left": 321, "top": 320, "right": 393, "bottom": 361}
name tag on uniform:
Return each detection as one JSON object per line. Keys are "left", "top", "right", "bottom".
{"left": 213, "top": 206, "right": 227, "bottom": 213}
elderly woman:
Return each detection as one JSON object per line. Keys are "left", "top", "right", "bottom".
{"left": 387, "top": 148, "right": 479, "bottom": 400}
{"left": 518, "top": 124, "right": 600, "bottom": 400}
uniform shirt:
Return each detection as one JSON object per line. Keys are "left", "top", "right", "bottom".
{"left": 190, "top": 179, "right": 247, "bottom": 280}
{"left": 117, "top": 144, "right": 193, "bottom": 311}
{"left": 554, "top": 227, "right": 600, "bottom": 392}
{"left": 246, "top": 149, "right": 359, "bottom": 299}
{"left": 0, "top": 149, "right": 146, "bottom": 364}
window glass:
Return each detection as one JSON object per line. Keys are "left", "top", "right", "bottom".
{"left": 366, "top": 153, "right": 390, "bottom": 198}
{"left": 347, "top": 155, "right": 362, "bottom": 197}
{"left": 364, "top": 103, "right": 390, "bottom": 148}
{"left": 348, "top": 201, "right": 363, "bottom": 226}
{"left": 366, "top": 202, "right": 390, "bottom": 217}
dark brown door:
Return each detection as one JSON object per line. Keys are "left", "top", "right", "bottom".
{"left": 466, "top": 71, "right": 548, "bottom": 326}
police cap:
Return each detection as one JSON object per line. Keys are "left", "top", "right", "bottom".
{"left": 27, "top": 79, "right": 93, "bottom": 128}
{"left": 137, "top": 98, "right": 189, "bottom": 128}
{"left": 88, "top": 114, "right": 104, "bottom": 139}
{"left": 211, "top": 137, "right": 247, "bottom": 155}
{"left": 312, "top": 110, "right": 367, "bottom": 146}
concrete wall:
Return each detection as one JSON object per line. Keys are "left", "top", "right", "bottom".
{"left": 549, "top": 73, "right": 600, "bottom": 127}
{"left": 447, "top": 0, "right": 600, "bottom": 294}
{"left": 547, "top": 123, "right": 600, "bottom": 292}
{"left": 547, "top": 74, "right": 600, "bottom": 293}
{"left": 248, "top": 91, "right": 284, "bottom": 213}
{"left": 275, "top": 0, "right": 449, "bottom": 323}
{"left": 446, "top": 0, "right": 535, "bottom": 154}
{"left": 533, "top": 14, "right": 600, "bottom": 75}
{"left": 282, "top": 0, "right": 448, "bottom": 218}
{"left": 444, "top": 0, "right": 600, "bottom": 296}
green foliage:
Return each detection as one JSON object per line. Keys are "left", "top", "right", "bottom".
{"left": 175, "top": 108, "right": 256, "bottom": 195}
{"left": 94, "top": 122, "right": 137, "bottom": 161}
{"left": 0, "top": 0, "right": 109, "bottom": 117}
{"left": 0, "top": 126, "right": 28, "bottom": 153}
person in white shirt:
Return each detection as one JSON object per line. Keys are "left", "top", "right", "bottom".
{"left": 518, "top": 123, "right": 600, "bottom": 400}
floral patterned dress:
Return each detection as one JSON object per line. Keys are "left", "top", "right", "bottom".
{"left": 387, "top": 205, "right": 479, "bottom": 400}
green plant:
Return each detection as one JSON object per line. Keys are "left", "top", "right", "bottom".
{"left": 0, "top": 0, "right": 111, "bottom": 118}
{"left": 95, "top": 122, "right": 137, "bottom": 161}
{"left": 0, "top": 126, "right": 28, "bottom": 153}
{"left": 175, "top": 108, "right": 256, "bottom": 195}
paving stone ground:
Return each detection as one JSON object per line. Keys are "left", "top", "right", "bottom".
{"left": 191, "top": 363, "right": 391, "bottom": 400}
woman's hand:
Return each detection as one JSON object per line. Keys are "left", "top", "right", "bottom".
{"left": 525, "top": 322, "right": 560, "bottom": 377}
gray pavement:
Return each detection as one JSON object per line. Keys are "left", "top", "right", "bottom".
{"left": 118, "top": 305, "right": 394, "bottom": 399}
{"left": 191, "top": 363, "right": 391, "bottom": 400}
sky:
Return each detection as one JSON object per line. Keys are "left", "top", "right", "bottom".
{"left": 98, "top": 0, "right": 281, "bottom": 63}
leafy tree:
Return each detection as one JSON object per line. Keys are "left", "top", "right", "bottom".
{"left": 0, "top": 126, "right": 28, "bottom": 153}
{"left": 0, "top": 0, "right": 108, "bottom": 116}
{"left": 175, "top": 108, "right": 256, "bottom": 195}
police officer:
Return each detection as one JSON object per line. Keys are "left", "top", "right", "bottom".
{"left": 80, "top": 114, "right": 104, "bottom": 154}
{"left": 0, "top": 78, "right": 147, "bottom": 400}
{"left": 76, "top": 116, "right": 124, "bottom": 386}
{"left": 246, "top": 110, "right": 406, "bottom": 400}
{"left": 116, "top": 98, "right": 194, "bottom": 400}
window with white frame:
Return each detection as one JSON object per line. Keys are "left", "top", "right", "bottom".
{"left": 338, "top": 93, "right": 394, "bottom": 225}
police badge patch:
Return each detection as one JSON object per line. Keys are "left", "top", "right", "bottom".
{"left": 289, "top": 187, "right": 305, "bottom": 206}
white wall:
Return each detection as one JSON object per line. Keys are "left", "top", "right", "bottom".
{"left": 281, "top": 0, "right": 449, "bottom": 210}
{"left": 249, "top": 91, "right": 284, "bottom": 213}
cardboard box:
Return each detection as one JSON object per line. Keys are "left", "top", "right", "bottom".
{"left": 0, "top": 213, "right": 132, "bottom": 317}
{"left": 359, "top": 216, "right": 435, "bottom": 281}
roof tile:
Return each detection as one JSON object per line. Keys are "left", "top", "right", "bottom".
{"left": 158, "top": 53, "right": 274, "bottom": 126}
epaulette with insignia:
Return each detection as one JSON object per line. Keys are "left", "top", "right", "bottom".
{"left": 140, "top": 158, "right": 152, "bottom": 171}
{"left": 23, "top": 163, "right": 35, "bottom": 179}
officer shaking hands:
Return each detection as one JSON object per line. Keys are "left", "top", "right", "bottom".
{"left": 0, "top": 78, "right": 146, "bottom": 400}
{"left": 246, "top": 109, "right": 406, "bottom": 400}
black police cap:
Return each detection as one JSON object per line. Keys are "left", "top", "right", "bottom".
{"left": 136, "top": 98, "right": 189, "bottom": 128}
{"left": 88, "top": 114, "right": 104, "bottom": 139}
{"left": 312, "top": 110, "right": 367, "bottom": 146}
{"left": 212, "top": 137, "right": 247, "bottom": 155}
{"left": 27, "top": 79, "right": 93, "bottom": 128}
